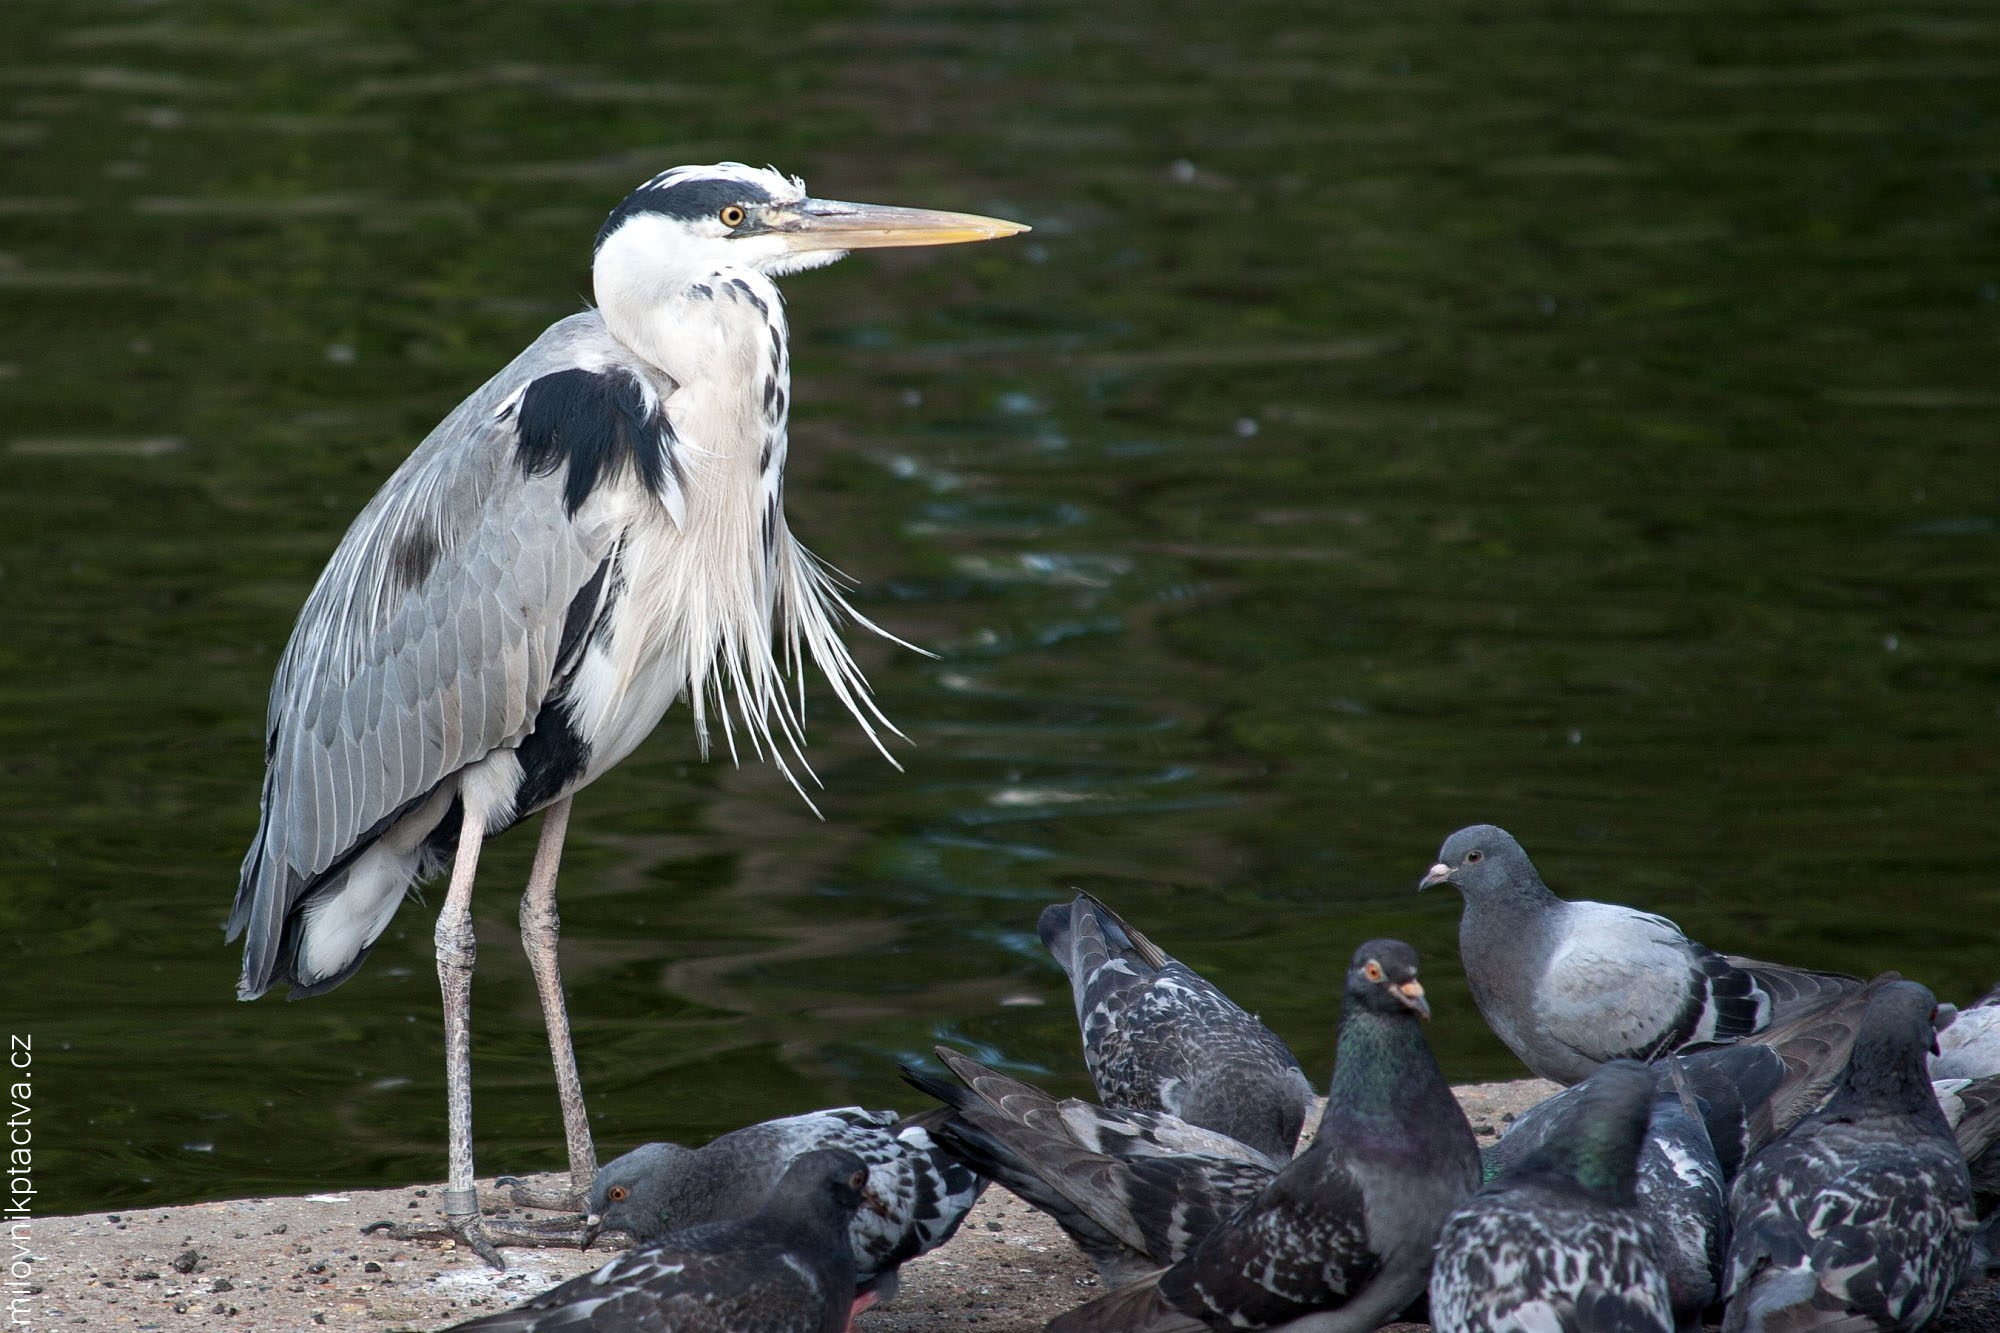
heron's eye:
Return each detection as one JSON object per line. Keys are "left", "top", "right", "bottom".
{"left": 1363, "top": 961, "right": 1385, "bottom": 982}
{"left": 1465, "top": 850, "right": 1483, "bottom": 864}
{"left": 607, "top": 1185, "right": 628, "bottom": 1203}
{"left": 719, "top": 205, "right": 747, "bottom": 228}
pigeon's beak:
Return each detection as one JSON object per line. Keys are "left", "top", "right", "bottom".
{"left": 773, "top": 197, "right": 1029, "bottom": 254}
{"left": 580, "top": 1215, "right": 602, "bottom": 1250}
{"left": 1394, "top": 979, "right": 1431, "bottom": 1020}
{"left": 860, "top": 1187, "right": 894, "bottom": 1219}
{"left": 1417, "top": 863, "right": 1452, "bottom": 892}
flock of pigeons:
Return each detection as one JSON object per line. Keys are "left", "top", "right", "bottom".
{"left": 435, "top": 824, "right": 2000, "bottom": 1332}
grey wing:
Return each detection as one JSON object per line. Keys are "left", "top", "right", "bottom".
{"left": 444, "top": 1239, "right": 838, "bottom": 1333}
{"left": 230, "top": 319, "right": 622, "bottom": 996}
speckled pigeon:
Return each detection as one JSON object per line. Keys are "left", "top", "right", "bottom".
{"left": 581, "top": 1107, "right": 981, "bottom": 1302}
{"left": 1040, "top": 892, "right": 1316, "bottom": 1161}
{"left": 1482, "top": 1059, "right": 1723, "bottom": 1329}
{"left": 1421, "top": 824, "right": 1859, "bottom": 1085}
{"left": 441, "top": 1148, "right": 872, "bottom": 1333}
{"left": 1434, "top": 1059, "right": 1675, "bottom": 1333}
{"left": 1044, "top": 939, "right": 1481, "bottom": 1333}
{"left": 903, "top": 1047, "right": 1280, "bottom": 1285}
{"left": 1720, "top": 980, "right": 1977, "bottom": 1333}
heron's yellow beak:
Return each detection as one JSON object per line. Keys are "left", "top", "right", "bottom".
{"left": 775, "top": 197, "right": 1029, "bottom": 252}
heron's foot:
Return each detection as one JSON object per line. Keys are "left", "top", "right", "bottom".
{"left": 362, "top": 1192, "right": 592, "bottom": 1264}
{"left": 496, "top": 1172, "right": 591, "bottom": 1213}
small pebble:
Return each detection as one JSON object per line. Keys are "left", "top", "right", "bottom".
{"left": 171, "top": 1250, "right": 200, "bottom": 1275}
{"left": 362, "top": 1262, "right": 383, "bottom": 1274}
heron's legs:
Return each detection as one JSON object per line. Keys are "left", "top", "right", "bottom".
{"left": 434, "top": 786, "right": 506, "bottom": 1269}
{"left": 507, "top": 795, "right": 599, "bottom": 1210}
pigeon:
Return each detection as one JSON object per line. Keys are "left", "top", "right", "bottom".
{"left": 1720, "top": 980, "right": 1977, "bottom": 1333}
{"left": 1481, "top": 1060, "right": 1723, "bottom": 1328}
{"left": 1045, "top": 939, "right": 1481, "bottom": 1333}
{"left": 1934, "top": 985, "right": 2000, "bottom": 1081}
{"left": 1040, "top": 892, "right": 1316, "bottom": 1160}
{"left": 581, "top": 1107, "right": 982, "bottom": 1302}
{"left": 1432, "top": 1059, "right": 1675, "bottom": 1333}
{"left": 441, "top": 1147, "right": 874, "bottom": 1333}
{"left": 904, "top": 1047, "right": 1281, "bottom": 1284}
{"left": 1940, "top": 1072, "right": 2000, "bottom": 1216}
{"left": 1420, "top": 824, "right": 1859, "bottom": 1085}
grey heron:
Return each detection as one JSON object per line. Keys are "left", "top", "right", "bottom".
{"left": 226, "top": 162, "right": 1026, "bottom": 1265}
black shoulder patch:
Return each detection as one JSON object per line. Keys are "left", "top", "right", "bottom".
{"left": 514, "top": 368, "right": 676, "bottom": 517}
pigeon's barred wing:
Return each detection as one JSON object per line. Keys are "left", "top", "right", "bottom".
{"left": 1726, "top": 956, "right": 1864, "bottom": 1026}
{"left": 1723, "top": 1126, "right": 1976, "bottom": 1332}
{"left": 1041, "top": 894, "right": 1314, "bottom": 1160}
{"left": 1950, "top": 1074, "right": 2000, "bottom": 1210}
{"left": 228, "top": 314, "right": 661, "bottom": 999}
{"left": 444, "top": 1229, "right": 843, "bottom": 1333}
{"left": 1431, "top": 1190, "right": 1674, "bottom": 1333}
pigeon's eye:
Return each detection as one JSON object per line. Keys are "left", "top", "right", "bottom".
{"left": 718, "top": 205, "right": 747, "bottom": 228}
{"left": 607, "top": 1185, "right": 628, "bottom": 1203}
{"left": 849, "top": 1170, "right": 868, "bottom": 1191}
{"left": 1465, "top": 850, "right": 1484, "bottom": 864}
{"left": 1363, "top": 960, "right": 1385, "bottom": 982}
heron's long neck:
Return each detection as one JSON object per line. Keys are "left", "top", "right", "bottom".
{"left": 595, "top": 268, "right": 899, "bottom": 789}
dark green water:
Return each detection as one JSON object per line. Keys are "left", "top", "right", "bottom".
{"left": 3, "top": 0, "right": 1997, "bottom": 1213}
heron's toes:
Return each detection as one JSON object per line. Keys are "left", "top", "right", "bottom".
{"left": 362, "top": 1205, "right": 594, "bottom": 1262}
{"left": 496, "top": 1173, "right": 587, "bottom": 1212}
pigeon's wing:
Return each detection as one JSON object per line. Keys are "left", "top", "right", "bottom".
{"left": 444, "top": 1233, "right": 841, "bottom": 1333}
{"left": 1057, "top": 1100, "right": 1283, "bottom": 1170}
{"left": 1540, "top": 904, "right": 1728, "bottom": 1064}
{"left": 1431, "top": 1194, "right": 1674, "bottom": 1333}
{"left": 1950, "top": 1073, "right": 2000, "bottom": 1209}
{"left": 1040, "top": 893, "right": 1311, "bottom": 1160}
{"left": 1724, "top": 1127, "right": 1976, "bottom": 1330}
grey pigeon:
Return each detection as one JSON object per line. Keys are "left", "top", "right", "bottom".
{"left": 1934, "top": 985, "right": 2000, "bottom": 1081}
{"left": 1482, "top": 1061, "right": 1723, "bottom": 1329}
{"left": 904, "top": 1048, "right": 1281, "bottom": 1285}
{"left": 582, "top": 1107, "right": 982, "bottom": 1302}
{"left": 1421, "top": 825, "right": 1859, "bottom": 1084}
{"left": 1045, "top": 939, "right": 1481, "bottom": 1333}
{"left": 1040, "top": 892, "right": 1315, "bottom": 1160}
{"left": 1433, "top": 1060, "right": 1675, "bottom": 1333}
{"left": 1721, "top": 980, "right": 1977, "bottom": 1333}
{"left": 441, "top": 1148, "right": 872, "bottom": 1333}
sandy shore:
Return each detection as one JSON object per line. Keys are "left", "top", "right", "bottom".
{"left": 26, "top": 1078, "right": 1997, "bottom": 1332}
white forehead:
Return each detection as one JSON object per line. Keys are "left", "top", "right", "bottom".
{"left": 634, "top": 162, "right": 806, "bottom": 202}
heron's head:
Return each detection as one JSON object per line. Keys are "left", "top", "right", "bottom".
{"left": 592, "top": 162, "right": 1026, "bottom": 302}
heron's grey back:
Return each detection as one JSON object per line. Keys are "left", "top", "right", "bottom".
{"left": 231, "top": 313, "right": 635, "bottom": 995}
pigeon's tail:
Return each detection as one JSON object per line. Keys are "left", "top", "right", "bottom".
{"left": 1038, "top": 892, "right": 1170, "bottom": 986}
{"left": 1046, "top": 1274, "right": 1205, "bottom": 1333}
{"left": 900, "top": 1060, "right": 1147, "bottom": 1281}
